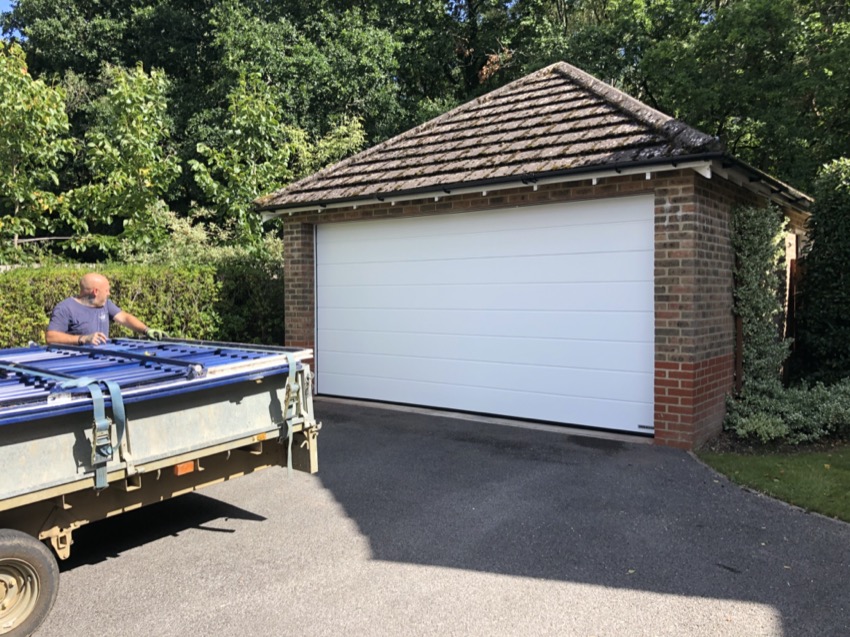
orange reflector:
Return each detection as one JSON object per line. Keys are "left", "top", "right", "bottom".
{"left": 257, "top": 433, "right": 267, "bottom": 441}
{"left": 173, "top": 461, "right": 195, "bottom": 476}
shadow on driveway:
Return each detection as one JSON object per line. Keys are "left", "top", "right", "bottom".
{"left": 315, "top": 400, "right": 849, "bottom": 637}
{"left": 58, "top": 494, "right": 266, "bottom": 569}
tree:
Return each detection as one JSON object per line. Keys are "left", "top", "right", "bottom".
{"left": 190, "top": 72, "right": 365, "bottom": 243}
{"left": 5, "top": 0, "right": 850, "bottom": 232}
{"left": 0, "top": 41, "right": 75, "bottom": 259}
{"left": 794, "top": 159, "right": 850, "bottom": 383}
{"left": 67, "top": 63, "right": 181, "bottom": 255}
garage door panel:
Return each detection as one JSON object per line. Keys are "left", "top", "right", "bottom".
{"left": 318, "top": 250, "right": 653, "bottom": 287}
{"left": 316, "top": 195, "right": 654, "bottom": 432}
{"left": 318, "top": 308, "right": 654, "bottom": 343}
{"left": 320, "top": 281, "right": 653, "bottom": 312}
{"left": 319, "top": 331, "right": 653, "bottom": 372}
{"left": 321, "top": 218, "right": 652, "bottom": 264}
{"left": 321, "top": 351, "right": 652, "bottom": 402}
{"left": 320, "top": 198, "right": 652, "bottom": 247}
{"left": 319, "top": 372, "right": 653, "bottom": 432}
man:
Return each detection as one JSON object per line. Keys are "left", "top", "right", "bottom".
{"left": 46, "top": 272, "right": 163, "bottom": 346}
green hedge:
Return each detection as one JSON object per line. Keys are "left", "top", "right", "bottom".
{"left": 793, "top": 158, "right": 850, "bottom": 383}
{"left": 725, "top": 203, "right": 850, "bottom": 444}
{"left": 0, "top": 261, "right": 284, "bottom": 348}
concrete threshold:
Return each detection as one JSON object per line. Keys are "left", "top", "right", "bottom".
{"left": 315, "top": 396, "right": 653, "bottom": 445}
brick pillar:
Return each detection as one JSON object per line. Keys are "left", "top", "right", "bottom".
{"left": 653, "top": 173, "right": 740, "bottom": 449}
{"left": 283, "top": 222, "right": 316, "bottom": 349}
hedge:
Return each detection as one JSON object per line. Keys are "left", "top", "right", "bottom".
{"left": 0, "top": 261, "right": 284, "bottom": 348}
{"left": 793, "top": 158, "right": 850, "bottom": 383}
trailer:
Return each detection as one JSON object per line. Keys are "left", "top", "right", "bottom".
{"left": 0, "top": 339, "right": 321, "bottom": 636}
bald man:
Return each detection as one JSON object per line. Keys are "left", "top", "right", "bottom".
{"left": 46, "top": 272, "right": 152, "bottom": 346}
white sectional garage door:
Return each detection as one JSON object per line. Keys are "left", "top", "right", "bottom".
{"left": 315, "top": 195, "right": 655, "bottom": 433}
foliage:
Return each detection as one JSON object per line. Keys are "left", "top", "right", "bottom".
{"left": 213, "top": 249, "right": 285, "bottom": 344}
{"left": 65, "top": 64, "right": 181, "bottom": 256}
{"left": 793, "top": 158, "right": 850, "bottom": 384}
{"left": 0, "top": 258, "right": 285, "bottom": 347}
{"left": 725, "top": 202, "right": 850, "bottom": 444}
{"left": 0, "top": 42, "right": 76, "bottom": 258}
{"left": 6, "top": 0, "right": 848, "bottom": 200}
{"left": 117, "top": 214, "right": 287, "bottom": 345}
{"left": 189, "top": 73, "right": 309, "bottom": 243}
{"left": 0, "top": 265, "right": 221, "bottom": 347}
{"left": 188, "top": 72, "right": 364, "bottom": 244}
{"left": 508, "top": 0, "right": 849, "bottom": 192}
{"left": 726, "top": 380, "right": 850, "bottom": 445}
{"left": 730, "top": 204, "right": 790, "bottom": 398}
{"left": 724, "top": 204, "right": 791, "bottom": 442}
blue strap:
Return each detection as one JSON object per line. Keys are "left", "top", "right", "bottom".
{"left": 59, "top": 377, "right": 127, "bottom": 490}
{"left": 283, "top": 354, "right": 298, "bottom": 476}
{"left": 0, "top": 362, "right": 126, "bottom": 491}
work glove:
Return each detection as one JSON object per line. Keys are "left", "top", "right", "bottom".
{"left": 145, "top": 328, "right": 168, "bottom": 341}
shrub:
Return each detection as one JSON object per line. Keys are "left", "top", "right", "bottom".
{"left": 214, "top": 252, "right": 285, "bottom": 344}
{"left": 726, "top": 380, "right": 850, "bottom": 444}
{"left": 728, "top": 203, "right": 789, "bottom": 396}
{"left": 726, "top": 199, "right": 850, "bottom": 445}
{"left": 794, "top": 158, "right": 850, "bottom": 383}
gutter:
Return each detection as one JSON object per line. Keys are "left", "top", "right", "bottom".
{"left": 259, "top": 152, "right": 811, "bottom": 220}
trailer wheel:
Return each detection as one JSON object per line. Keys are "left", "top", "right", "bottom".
{"left": 0, "top": 529, "right": 59, "bottom": 637}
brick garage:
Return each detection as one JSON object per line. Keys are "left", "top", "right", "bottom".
{"left": 258, "top": 63, "right": 809, "bottom": 450}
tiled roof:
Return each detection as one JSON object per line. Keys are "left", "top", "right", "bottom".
{"left": 256, "top": 61, "right": 725, "bottom": 211}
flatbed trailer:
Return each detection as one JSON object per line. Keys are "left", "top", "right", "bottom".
{"left": 0, "top": 339, "right": 320, "bottom": 636}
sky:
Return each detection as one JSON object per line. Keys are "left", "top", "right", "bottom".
{"left": 1, "top": 0, "right": 17, "bottom": 40}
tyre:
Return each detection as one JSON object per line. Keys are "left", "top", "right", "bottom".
{"left": 0, "top": 529, "right": 59, "bottom": 637}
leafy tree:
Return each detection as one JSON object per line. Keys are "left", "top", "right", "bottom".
{"left": 794, "top": 159, "right": 850, "bottom": 383}
{"left": 200, "top": 2, "right": 401, "bottom": 142}
{"left": 67, "top": 63, "right": 181, "bottom": 255}
{"left": 190, "top": 72, "right": 365, "bottom": 243}
{"left": 5, "top": 0, "right": 850, "bottom": 236}
{"left": 643, "top": 0, "right": 808, "bottom": 184}
{"left": 189, "top": 72, "right": 312, "bottom": 244}
{"left": 0, "top": 41, "right": 75, "bottom": 259}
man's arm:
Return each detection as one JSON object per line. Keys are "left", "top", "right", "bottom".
{"left": 113, "top": 310, "right": 149, "bottom": 335}
{"left": 45, "top": 330, "right": 103, "bottom": 346}
{"left": 45, "top": 301, "right": 105, "bottom": 345}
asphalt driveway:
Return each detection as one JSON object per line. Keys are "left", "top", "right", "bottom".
{"left": 36, "top": 399, "right": 848, "bottom": 636}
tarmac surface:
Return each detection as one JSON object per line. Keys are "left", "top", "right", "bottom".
{"left": 36, "top": 399, "right": 848, "bottom": 637}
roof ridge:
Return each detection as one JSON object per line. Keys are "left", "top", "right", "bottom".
{"left": 547, "top": 61, "right": 722, "bottom": 152}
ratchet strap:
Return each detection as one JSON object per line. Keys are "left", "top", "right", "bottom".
{"left": 281, "top": 354, "right": 300, "bottom": 476}
{"left": 60, "top": 377, "right": 128, "bottom": 490}
{"left": 0, "top": 362, "right": 129, "bottom": 491}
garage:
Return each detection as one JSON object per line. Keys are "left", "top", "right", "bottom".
{"left": 258, "top": 61, "right": 810, "bottom": 448}
{"left": 316, "top": 195, "right": 655, "bottom": 433}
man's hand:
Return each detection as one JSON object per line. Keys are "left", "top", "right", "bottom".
{"left": 145, "top": 328, "right": 168, "bottom": 340}
{"left": 80, "top": 332, "right": 107, "bottom": 346}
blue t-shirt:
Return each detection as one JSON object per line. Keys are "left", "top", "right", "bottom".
{"left": 47, "top": 298, "right": 122, "bottom": 336}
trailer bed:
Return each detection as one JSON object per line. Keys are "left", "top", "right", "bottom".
{"left": 0, "top": 338, "right": 320, "bottom": 549}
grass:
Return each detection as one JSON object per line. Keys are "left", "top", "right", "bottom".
{"left": 697, "top": 440, "right": 850, "bottom": 523}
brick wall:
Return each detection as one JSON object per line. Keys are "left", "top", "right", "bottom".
{"left": 282, "top": 222, "right": 315, "bottom": 349}
{"left": 282, "top": 169, "right": 764, "bottom": 449}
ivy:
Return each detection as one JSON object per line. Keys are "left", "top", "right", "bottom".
{"left": 726, "top": 202, "right": 850, "bottom": 444}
